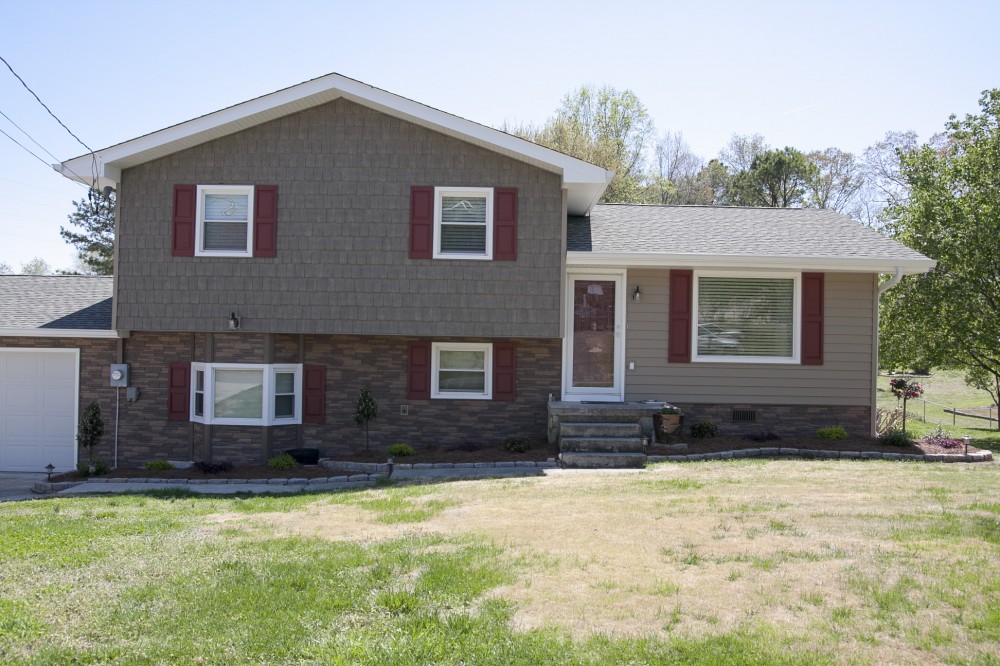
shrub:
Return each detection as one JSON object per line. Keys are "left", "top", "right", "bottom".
{"left": 76, "top": 460, "right": 110, "bottom": 477}
{"left": 503, "top": 437, "right": 531, "bottom": 453}
{"left": 267, "top": 453, "right": 298, "bottom": 471}
{"left": 875, "top": 407, "right": 903, "bottom": 436}
{"left": 817, "top": 426, "right": 848, "bottom": 440}
{"left": 660, "top": 406, "right": 680, "bottom": 415}
{"left": 879, "top": 430, "right": 913, "bottom": 447}
{"left": 77, "top": 401, "right": 104, "bottom": 464}
{"left": 144, "top": 460, "right": 174, "bottom": 471}
{"left": 690, "top": 421, "right": 719, "bottom": 439}
{"left": 388, "top": 443, "right": 415, "bottom": 457}
{"left": 193, "top": 461, "right": 234, "bottom": 474}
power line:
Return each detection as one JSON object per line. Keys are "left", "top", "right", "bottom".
{"left": 0, "top": 107, "right": 61, "bottom": 162}
{"left": 0, "top": 125, "right": 53, "bottom": 169}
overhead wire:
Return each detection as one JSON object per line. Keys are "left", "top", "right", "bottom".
{"left": 0, "top": 107, "right": 90, "bottom": 186}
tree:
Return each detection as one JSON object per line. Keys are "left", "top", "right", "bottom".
{"left": 60, "top": 189, "right": 115, "bottom": 275}
{"left": 647, "top": 131, "right": 714, "bottom": 205}
{"left": 725, "top": 147, "right": 818, "bottom": 207}
{"left": 353, "top": 385, "right": 378, "bottom": 450}
{"left": 20, "top": 257, "right": 52, "bottom": 275}
{"left": 855, "top": 131, "right": 920, "bottom": 227}
{"left": 510, "top": 85, "right": 655, "bottom": 203}
{"left": 0, "top": 261, "right": 11, "bottom": 274}
{"left": 718, "top": 133, "right": 768, "bottom": 173}
{"left": 805, "top": 147, "right": 864, "bottom": 213}
{"left": 880, "top": 90, "right": 1000, "bottom": 426}
{"left": 77, "top": 401, "right": 104, "bottom": 464}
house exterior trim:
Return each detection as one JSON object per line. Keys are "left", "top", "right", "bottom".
{"left": 0, "top": 328, "right": 120, "bottom": 339}
{"left": 567, "top": 251, "right": 935, "bottom": 274}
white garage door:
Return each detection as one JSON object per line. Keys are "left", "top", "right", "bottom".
{"left": 0, "top": 349, "right": 79, "bottom": 472}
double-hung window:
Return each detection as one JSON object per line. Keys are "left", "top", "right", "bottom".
{"left": 433, "top": 187, "right": 493, "bottom": 259}
{"left": 190, "top": 363, "right": 302, "bottom": 425}
{"left": 196, "top": 185, "right": 255, "bottom": 256}
{"left": 692, "top": 272, "right": 800, "bottom": 363}
{"left": 431, "top": 342, "right": 492, "bottom": 399}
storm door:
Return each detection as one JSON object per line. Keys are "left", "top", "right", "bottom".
{"left": 563, "top": 273, "right": 624, "bottom": 401}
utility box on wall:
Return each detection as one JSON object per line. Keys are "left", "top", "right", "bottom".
{"left": 109, "top": 364, "right": 129, "bottom": 387}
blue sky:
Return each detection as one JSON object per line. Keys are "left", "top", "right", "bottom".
{"left": 2, "top": 0, "right": 996, "bottom": 270}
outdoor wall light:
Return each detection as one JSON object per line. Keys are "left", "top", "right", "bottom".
{"left": 632, "top": 286, "right": 642, "bottom": 302}
{"left": 228, "top": 312, "right": 240, "bottom": 330}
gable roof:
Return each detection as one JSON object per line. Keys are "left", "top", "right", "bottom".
{"left": 568, "top": 205, "right": 935, "bottom": 273}
{"left": 57, "top": 72, "right": 613, "bottom": 216}
{"left": 0, "top": 276, "right": 116, "bottom": 338}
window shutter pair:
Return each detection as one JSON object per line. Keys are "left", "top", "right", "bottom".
{"left": 167, "top": 362, "right": 327, "bottom": 423}
{"left": 409, "top": 186, "right": 517, "bottom": 260}
{"left": 406, "top": 341, "right": 516, "bottom": 400}
{"left": 666, "top": 271, "right": 824, "bottom": 365}
{"left": 172, "top": 185, "right": 278, "bottom": 257}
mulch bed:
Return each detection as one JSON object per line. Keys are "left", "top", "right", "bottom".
{"left": 649, "top": 436, "right": 983, "bottom": 457}
{"left": 51, "top": 465, "right": 349, "bottom": 483}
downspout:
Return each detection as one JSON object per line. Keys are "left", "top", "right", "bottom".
{"left": 872, "top": 267, "right": 906, "bottom": 436}
{"left": 878, "top": 267, "right": 905, "bottom": 295}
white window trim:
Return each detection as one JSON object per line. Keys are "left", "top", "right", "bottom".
{"left": 691, "top": 271, "right": 801, "bottom": 364}
{"left": 432, "top": 186, "right": 493, "bottom": 260}
{"left": 431, "top": 342, "right": 493, "bottom": 400}
{"left": 190, "top": 363, "right": 302, "bottom": 425}
{"left": 195, "top": 185, "right": 255, "bottom": 257}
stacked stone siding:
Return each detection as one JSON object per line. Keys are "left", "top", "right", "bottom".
{"left": 672, "top": 403, "right": 871, "bottom": 438}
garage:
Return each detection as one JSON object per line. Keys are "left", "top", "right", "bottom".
{"left": 0, "top": 349, "right": 79, "bottom": 472}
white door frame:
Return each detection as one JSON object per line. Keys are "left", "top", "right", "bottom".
{"left": 562, "top": 269, "right": 626, "bottom": 402}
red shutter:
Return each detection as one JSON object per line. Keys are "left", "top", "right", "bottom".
{"left": 668, "top": 270, "right": 693, "bottom": 363}
{"left": 302, "top": 364, "right": 326, "bottom": 424}
{"left": 409, "top": 186, "right": 434, "bottom": 259}
{"left": 168, "top": 362, "right": 190, "bottom": 421}
{"left": 407, "top": 341, "right": 431, "bottom": 399}
{"left": 493, "top": 188, "right": 518, "bottom": 261}
{"left": 253, "top": 185, "right": 278, "bottom": 258}
{"left": 172, "top": 185, "right": 196, "bottom": 257}
{"left": 801, "top": 272, "right": 824, "bottom": 366}
{"left": 492, "top": 342, "right": 517, "bottom": 400}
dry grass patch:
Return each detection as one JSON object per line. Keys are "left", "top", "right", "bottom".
{"left": 231, "top": 460, "right": 999, "bottom": 663}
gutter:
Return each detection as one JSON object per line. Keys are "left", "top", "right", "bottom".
{"left": 877, "top": 266, "right": 906, "bottom": 294}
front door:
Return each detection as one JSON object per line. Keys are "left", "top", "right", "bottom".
{"left": 563, "top": 273, "right": 624, "bottom": 401}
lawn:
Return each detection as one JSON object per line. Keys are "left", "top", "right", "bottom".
{"left": 1, "top": 460, "right": 998, "bottom": 665}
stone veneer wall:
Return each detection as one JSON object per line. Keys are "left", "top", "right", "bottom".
{"left": 671, "top": 403, "right": 871, "bottom": 439}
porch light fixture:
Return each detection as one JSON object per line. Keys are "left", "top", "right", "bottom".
{"left": 228, "top": 312, "right": 240, "bottom": 330}
{"left": 632, "top": 286, "right": 641, "bottom": 302}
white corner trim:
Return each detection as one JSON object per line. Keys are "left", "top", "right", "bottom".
{"left": 567, "top": 251, "right": 936, "bottom": 274}
{"left": 0, "top": 328, "right": 120, "bottom": 339}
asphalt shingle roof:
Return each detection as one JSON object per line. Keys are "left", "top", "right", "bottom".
{"left": 0, "top": 275, "right": 113, "bottom": 330}
{"left": 568, "top": 204, "right": 930, "bottom": 262}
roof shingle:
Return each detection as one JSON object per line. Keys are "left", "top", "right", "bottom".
{"left": 0, "top": 275, "right": 113, "bottom": 330}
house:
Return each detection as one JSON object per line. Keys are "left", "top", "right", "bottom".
{"left": 0, "top": 73, "right": 934, "bottom": 471}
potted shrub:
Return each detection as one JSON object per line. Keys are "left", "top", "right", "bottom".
{"left": 653, "top": 405, "right": 683, "bottom": 439}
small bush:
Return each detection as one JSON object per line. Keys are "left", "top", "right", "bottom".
{"left": 76, "top": 460, "right": 110, "bottom": 477}
{"left": 817, "top": 426, "right": 848, "bottom": 440}
{"left": 879, "top": 430, "right": 913, "bottom": 447}
{"left": 193, "top": 461, "right": 234, "bottom": 474}
{"left": 144, "top": 460, "right": 175, "bottom": 471}
{"left": 388, "top": 443, "right": 415, "bottom": 457}
{"left": 502, "top": 437, "right": 531, "bottom": 453}
{"left": 690, "top": 421, "right": 719, "bottom": 439}
{"left": 267, "top": 453, "right": 298, "bottom": 471}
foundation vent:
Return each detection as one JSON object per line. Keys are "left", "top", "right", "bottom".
{"left": 731, "top": 408, "right": 758, "bottom": 424}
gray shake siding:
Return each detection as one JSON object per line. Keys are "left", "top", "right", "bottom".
{"left": 115, "top": 98, "right": 564, "bottom": 338}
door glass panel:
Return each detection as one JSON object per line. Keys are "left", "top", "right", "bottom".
{"left": 572, "top": 280, "right": 616, "bottom": 388}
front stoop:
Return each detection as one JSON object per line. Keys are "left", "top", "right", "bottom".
{"left": 560, "top": 451, "right": 647, "bottom": 468}
{"left": 558, "top": 421, "right": 647, "bottom": 468}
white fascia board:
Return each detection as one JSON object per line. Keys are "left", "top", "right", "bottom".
{"left": 0, "top": 328, "right": 120, "bottom": 339}
{"left": 566, "top": 251, "right": 937, "bottom": 274}
{"left": 56, "top": 73, "right": 612, "bottom": 212}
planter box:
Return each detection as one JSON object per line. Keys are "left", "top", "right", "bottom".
{"left": 654, "top": 413, "right": 683, "bottom": 440}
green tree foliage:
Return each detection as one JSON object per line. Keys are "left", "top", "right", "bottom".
{"left": 19, "top": 257, "right": 51, "bottom": 275}
{"left": 353, "top": 385, "right": 378, "bottom": 450}
{"left": 512, "top": 85, "right": 655, "bottom": 203}
{"left": 60, "top": 189, "right": 115, "bottom": 275}
{"left": 880, "top": 90, "right": 1000, "bottom": 424}
{"left": 77, "top": 402, "right": 104, "bottom": 463}
{"left": 725, "top": 147, "right": 818, "bottom": 207}
{"left": 806, "top": 147, "right": 864, "bottom": 213}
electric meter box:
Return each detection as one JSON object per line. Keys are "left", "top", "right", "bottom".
{"left": 109, "top": 364, "right": 129, "bottom": 387}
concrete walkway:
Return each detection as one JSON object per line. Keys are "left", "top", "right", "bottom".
{"left": 0, "top": 472, "right": 47, "bottom": 502}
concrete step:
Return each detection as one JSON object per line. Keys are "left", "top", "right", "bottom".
{"left": 559, "top": 422, "right": 642, "bottom": 438}
{"left": 559, "top": 452, "right": 647, "bottom": 469}
{"left": 559, "top": 436, "right": 645, "bottom": 454}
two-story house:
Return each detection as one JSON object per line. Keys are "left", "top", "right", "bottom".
{"left": 0, "top": 73, "right": 933, "bottom": 472}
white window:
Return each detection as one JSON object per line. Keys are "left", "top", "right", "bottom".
{"left": 433, "top": 187, "right": 493, "bottom": 259}
{"left": 692, "top": 272, "right": 800, "bottom": 364}
{"left": 431, "top": 342, "right": 492, "bottom": 399}
{"left": 190, "top": 363, "right": 302, "bottom": 425}
{"left": 195, "top": 185, "right": 254, "bottom": 256}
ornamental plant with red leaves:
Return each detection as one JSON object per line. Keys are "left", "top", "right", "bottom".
{"left": 889, "top": 377, "right": 925, "bottom": 435}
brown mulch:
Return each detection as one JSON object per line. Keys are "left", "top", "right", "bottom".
{"left": 340, "top": 438, "right": 559, "bottom": 464}
{"left": 51, "top": 464, "right": 349, "bottom": 483}
{"left": 649, "top": 436, "right": 982, "bottom": 457}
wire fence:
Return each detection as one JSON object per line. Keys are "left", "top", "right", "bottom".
{"left": 908, "top": 398, "right": 998, "bottom": 430}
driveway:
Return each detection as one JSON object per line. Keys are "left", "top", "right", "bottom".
{"left": 0, "top": 472, "right": 45, "bottom": 502}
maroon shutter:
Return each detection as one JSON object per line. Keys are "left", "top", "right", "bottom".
{"left": 253, "top": 185, "right": 278, "bottom": 258}
{"left": 668, "top": 270, "right": 693, "bottom": 363}
{"left": 409, "top": 186, "right": 434, "bottom": 259}
{"left": 302, "top": 364, "right": 326, "bottom": 424}
{"left": 407, "top": 341, "right": 431, "bottom": 399}
{"left": 493, "top": 188, "right": 518, "bottom": 261}
{"left": 493, "top": 342, "right": 517, "bottom": 400}
{"left": 172, "top": 185, "right": 196, "bottom": 257}
{"left": 801, "top": 272, "right": 824, "bottom": 366}
{"left": 168, "top": 362, "right": 190, "bottom": 421}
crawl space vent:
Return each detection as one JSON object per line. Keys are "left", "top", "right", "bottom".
{"left": 731, "top": 408, "right": 758, "bottom": 424}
